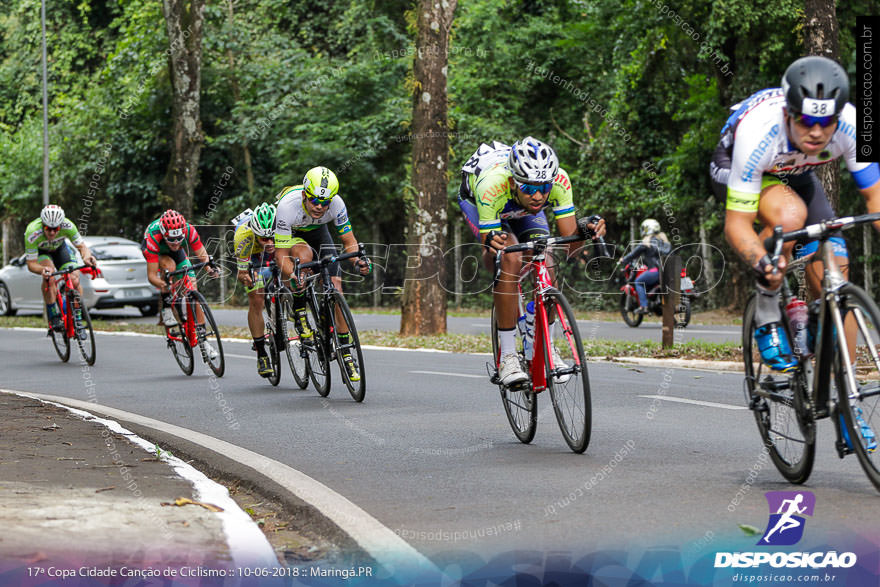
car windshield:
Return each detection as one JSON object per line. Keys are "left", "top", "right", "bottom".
{"left": 91, "top": 244, "right": 143, "bottom": 261}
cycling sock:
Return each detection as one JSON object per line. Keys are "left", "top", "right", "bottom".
{"left": 755, "top": 283, "right": 783, "bottom": 328}
{"left": 338, "top": 332, "right": 350, "bottom": 353}
{"left": 46, "top": 303, "right": 58, "bottom": 317}
{"left": 292, "top": 290, "right": 306, "bottom": 312}
{"left": 498, "top": 327, "right": 516, "bottom": 356}
{"left": 253, "top": 336, "right": 267, "bottom": 356}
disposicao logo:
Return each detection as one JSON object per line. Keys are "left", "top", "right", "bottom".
{"left": 714, "top": 491, "right": 858, "bottom": 569}
{"left": 759, "top": 491, "right": 814, "bottom": 546}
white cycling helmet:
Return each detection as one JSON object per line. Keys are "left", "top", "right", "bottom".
{"left": 41, "top": 204, "right": 65, "bottom": 228}
{"left": 640, "top": 218, "right": 661, "bottom": 238}
{"left": 507, "top": 136, "right": 559, "bottom": 184}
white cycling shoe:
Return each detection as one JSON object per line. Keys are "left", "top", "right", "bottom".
{"left": 499, "top": 353, "right": 528, "bottom": 387}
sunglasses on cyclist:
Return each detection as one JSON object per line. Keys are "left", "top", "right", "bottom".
{"left": 164, "top": 228, "right": 185, "bottom": 244}
{"left": 792, "top": 111, "right": 838, "bottom": 128}
{"left": 307, "top": 195, "right": 332, "bottom": 208}
{"left": 516, "top": 181, "right": 553, "bottom": 196}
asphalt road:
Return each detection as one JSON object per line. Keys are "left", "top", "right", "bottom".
{"left": 2, "top": 327, "right": 877, "bottom": 570}
{"left": 84, "top": 307, "right": 741, "bottom": 344}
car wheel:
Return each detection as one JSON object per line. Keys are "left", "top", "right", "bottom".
{"left": 0, "top": 283, "right": 16, "bottom": 316}
{"left": 139, "top": 303, "right": 159, "bottom": 317}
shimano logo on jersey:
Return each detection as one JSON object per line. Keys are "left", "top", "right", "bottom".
{"left": 741, "top": 124, "right": 780, "bottom": 182}
{"left": 714, "top": 552, "right": 856, "bottom": 569}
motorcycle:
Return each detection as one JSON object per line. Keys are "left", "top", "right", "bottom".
{"left": 619, "top": 262, "right": 694, "bottom": 328}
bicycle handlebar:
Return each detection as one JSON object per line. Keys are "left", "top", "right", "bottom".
{"left": 49, "top": 264, "right": 101, "bottom": 278}
{"left": 763, "top": 212, "right": 880, "bottom": 255}
{"left": 293, "top": 243, "right": 366, "bottom": 275}
{"left": 163, "top": 258, "right": 216, "bottom": 280}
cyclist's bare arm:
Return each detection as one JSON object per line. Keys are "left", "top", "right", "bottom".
{"left": 192, "top": 244, "right": 217, "bottom": 277}
{"left": 724, "top": 208, "right": 787, "bottom": 289}
{"left": 145, "top": 261, "right": 169, "bottom": 293}
{"left": 861, "top": 182, "right": 880, "bottom": 231}
{"left": 75, "top": 242, "right": 96, "bottom": 267}
{"left": 339, "top": 231, "right": 370, "bottom": 275}
{"left": 557, "top": 215, "right": 605, "bottom": 258}
{"left": 27, "top": 258, "right": 51, "bottom": 277}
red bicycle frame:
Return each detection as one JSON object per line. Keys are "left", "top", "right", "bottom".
{"left": 49, "top": 265, "right": 99, "bottom": 337}
{"left": 165, "top": 273, "right": 199, "bottom": 348}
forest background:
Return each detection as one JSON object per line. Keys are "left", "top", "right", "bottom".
{"left": 1, "top": 0, "right": 876, "bottom": 318}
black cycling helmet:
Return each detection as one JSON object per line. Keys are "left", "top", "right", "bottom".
{"left": 781, "top": 56, "right": 849, "bottom": 116}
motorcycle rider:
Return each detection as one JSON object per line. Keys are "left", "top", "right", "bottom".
{"left": 618, "top": 218, "right": 670, "bottom": 314}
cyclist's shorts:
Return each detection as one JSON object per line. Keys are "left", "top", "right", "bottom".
{"left": 38, "top": 242, "right": 77, "bottom": 271}
{"left": 793, "top": 236, "right": 848, "bottom": 260}
{"left": 246, "top": 253, "right": 274, "bottom": 293}
{"left": 458, "top": 195, "right": 550, "bottom": 243}
{"left": 291, "top": 225, "right": 341, "bottom": 278}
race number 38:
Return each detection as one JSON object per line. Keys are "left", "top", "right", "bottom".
{"left": 803, "top": 98, "right": 835, "bottom": 115}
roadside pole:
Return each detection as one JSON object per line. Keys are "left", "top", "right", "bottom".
{"left": 662, "top": 254, "right": 682, "bottom": 348}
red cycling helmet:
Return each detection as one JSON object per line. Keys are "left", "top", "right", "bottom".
{"left": 159, "top": 209, "right": 186, "bottom": 240}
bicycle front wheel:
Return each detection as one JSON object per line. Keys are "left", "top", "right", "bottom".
{"left": 73, "top": 294, "right": 96, "bottom": 365}
{"left": 191, "top": 291, "right": 225, "bottom": 377}
{"left": 742, "top": 294, "right": 815, "bottom": 483}
{"left": 620, "top": 292, "right": 643, "bottom": 327}
{"left": 328, "top": 292, "right": 366, "bottom": 402}
{"left": 543, "top": 290, "right": 591, "bottom": 453}
{"left": 834, "top": 284, "right": 880, "bottom": 491}
{"left": 166, "top": 321, "right": 194, "bottom": 375}
{"left": 490, "top": 303, "right": 537, "bottom": 444}
{"left": 49, "top": 298, "right": 71, "bottom": 362}
{"left": 280, "top": 287, "right": 309, "bottom": 389}
{"left": 305, "top": 294, "right": 331, "bottom": 397}
{"left": 265, "top": 319, "right": 282, "bottom": 386}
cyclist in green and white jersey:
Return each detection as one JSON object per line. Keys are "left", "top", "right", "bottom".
{"left": 23, "top": 204, "right": 97, "bottom": 332}
{"left": 274, "top": 166, "right": 371, "bottom": 382}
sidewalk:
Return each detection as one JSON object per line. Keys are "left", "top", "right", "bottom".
{"left": 0, "top": 392, "right": 276, "bottom": 582}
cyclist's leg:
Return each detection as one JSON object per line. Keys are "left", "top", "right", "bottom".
{"left": 284, "top": 236, "right": 314, "bottom": 336}
{"left": 634, "top": 268, "right": 659, "bottom": 309}
{"left": 483, "top": 224, "right": 527, "bottom": 384}
{"left": 158, "top": 253, "right": 183, "bottom": 322}
{"left": 37, "top": 254, "right": 57, "bottom": 305}
{"left": 794, "top": 174, "right": 858, "bottom": 357}
{"left": 752, "top": 177, "right": 808, "bottom": 370}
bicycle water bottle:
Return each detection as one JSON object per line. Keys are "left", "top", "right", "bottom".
{"left": 523, "top": 301, "right": 536, "bottom": 361}
{"left": 806, "top": 300, "right": 820, "bottom": 354}
{"left": 785, "top": 299, "right": 810, "bottom": 357}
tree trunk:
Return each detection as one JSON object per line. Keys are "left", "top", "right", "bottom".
{"left": 161, "top": 0, "right": 206, "bottom": 219}
{"left": 399, "top": 0, "right": 457, "bottom": 336}
{"left": 804, "top": 0, "right": 841, "bottom": 212}
{"left": 226, "top": 0, "right": 254, "bottom": 195}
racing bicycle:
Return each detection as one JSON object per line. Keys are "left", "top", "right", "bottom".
{"left": 47, "top": 264, "right": 101, "bottom": 366}
{"left": 292, "top": 245, "right": 368, "bottom": 402}
{"left": 162, "top": 260, "right": 225, "bottom": 377}
{"left": 743, "top": 213, "right": 880, "bottom": 491}
{"left": 490, "top": 227, "right": 602, "bottom": 453}
{"left": 248, "top": 258, "right": 308, "bottom": 388}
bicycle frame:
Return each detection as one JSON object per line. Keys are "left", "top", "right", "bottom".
{"left": 49, "top": 265, "right": 98, "bottom": 338}
{"left": 163, "top": 262, "right": 208, "bottom": 349}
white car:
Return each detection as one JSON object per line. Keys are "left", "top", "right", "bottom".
{"left": 0, "top": 236, "right": 160, "bottom": 316}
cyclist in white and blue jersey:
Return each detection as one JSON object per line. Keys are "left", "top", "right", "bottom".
{"left": 710, "top": 56, "right": 880, "bottom": 372}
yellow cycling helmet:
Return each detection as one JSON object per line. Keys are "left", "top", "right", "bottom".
{"left": 303, "top": 167, "right": 339, "bottom": 202}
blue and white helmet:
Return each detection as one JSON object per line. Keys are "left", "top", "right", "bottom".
{"left": 507, "top": 136, "right": 559, "bottom": 184}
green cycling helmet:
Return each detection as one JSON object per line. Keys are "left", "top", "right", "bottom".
{"left": 250, "top": 202, "right": 276, "bottom": 238}
{"left": 303, "top": 166, "right": 339, "bottom": 202}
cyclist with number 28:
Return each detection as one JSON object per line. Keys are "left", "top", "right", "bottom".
{"left": 711, "top": 56, "right": 880, "bottom": 374}
{"left": 457, "top": 137, "right": 606, "bottom": 387}
{"left": 142, "top": 210, "right": 220, "bottom": 357}
{"left": 273, "top": 166, "right": 372, "bottom": 382}
{"left": 232, "top": 202, "right": 278, "bottom": 377}
{"left": 24, "top": 204, "right": 97, "bottom": 332}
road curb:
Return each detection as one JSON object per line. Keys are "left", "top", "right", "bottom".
{"left": 600, "top": 356, "right": 743, "bottom": 372}
{"left": 9, "top": 391, "right": 440, "bottom": 579}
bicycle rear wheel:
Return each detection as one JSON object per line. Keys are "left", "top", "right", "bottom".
{"left": 280, "top": 287, "right": 309, "bottom": 389}
{"left": 305, "top": 294, "right": 331, "bottom": 396}
{"left": 265, "top": 319, "right": 282, "bottom": 386}
{"left": 328, "top": 292, "right": 366, "bottom": 402}
{"left": 490, "top": 303, "right": 537, "bottom": 444}
{"left": 834, "top": 284, "right": 880, "bottom": 491}
{"left": 742, "top": 294, "right": 815, "bottom": 483}
{"left": 543, "top": 290, "right": 591, "bottom": 453}
{"left": 73, "top": 293, "right": 96, "bottom": 365}
{"left": 191, "top": 291, "right": 225, "bottom": 377}
{"left": 166, "top": 321, "right": 194, "bottom": 375}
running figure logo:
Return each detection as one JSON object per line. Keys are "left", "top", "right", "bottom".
{"left": 759, "top": 491, "right": 816, "bottom": 546}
